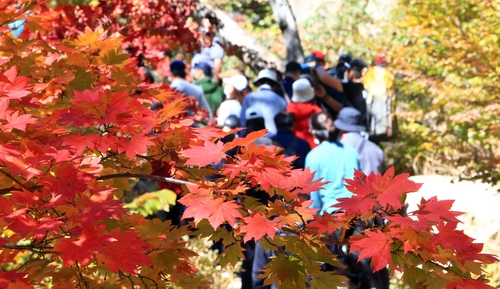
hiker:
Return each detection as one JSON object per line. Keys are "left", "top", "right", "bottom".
{"left": 335, "top": 107, "right": 385, "bottom": 175}
{"left": 306, "top": 112, "right": 360, "bottom": 215}
{"left": 193, "top": 62, "right": 224, "bottom": 117}
{"left": 191, "top": 31, "right": 225, "bottom": 83}
{"left": 281, "top": 61, "right": 302, "bottom": 102}
{"left": 286, "top": 78, "right": 323, "bottom": 148}
{"left": 217, "top": 74, "right": 248, "bottom": 127}
{"left": 314, "top": 58, "right": 369, "bottom": 120}
{"left": 240, "top": 69, "right": 287, "bottom": 135}
{"left": 363, "top": 51, "right": 397, "bottom": 142}
{"left": 169, "top": 60, "right": 212, "bottom": 120}
{"left": 327, "top": 53, "right": 352, "bottom": 79}
{"left": 270, "top": 111, "right": 311, "bottom": 169}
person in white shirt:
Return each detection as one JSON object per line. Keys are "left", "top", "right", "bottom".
{"left": 217, "top": 74, "right": 248, "bottom": 127}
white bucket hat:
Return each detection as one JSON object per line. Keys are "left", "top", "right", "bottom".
{"left": 223, "top": 74, "right": 248, "bottom": 91}
{"left": 253, "top": 69, "right": 278, "bottom": 86}
{"left": 291, "top": 78, "right": 315, "bottom": 103}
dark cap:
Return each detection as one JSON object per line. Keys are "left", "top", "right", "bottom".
{"left": 170, "top": 60, "right": 186, "bottom": 72}
{"left": 193, "top": 62, "right": 212, "bottom": 76}
{"left": 348, "top": 58, "right": 368, "bottom": 71}
{"left": 339, "top": 54, "right": 352, "bottom": 63}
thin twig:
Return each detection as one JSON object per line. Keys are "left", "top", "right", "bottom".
{"left": 97, "top": 173, "right": 197, "bottom": 186}
{"left": 0, "top": 169, "right": 32, "bottom": 191}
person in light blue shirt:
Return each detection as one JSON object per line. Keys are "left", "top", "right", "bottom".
{"left": 169, "top": 60, "right": 213, "bottom": 120}
{"left": 240, "top": 69, "right": 287, "bottom": 135}
{"left": 306, "top": 112, "right": 360, "bottom": 215}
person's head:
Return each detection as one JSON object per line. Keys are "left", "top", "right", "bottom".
{"left": 253, "top": 69, "right": 278, "bottom": 89}
{"left": 193, "top": 62, "right": 212, "bottom": 80}
{"left": 304, "top": 55, "right": 318, "bottom": 68}
{"left": 202, "top": 13, "right": 220, "bottom": 33}
{"left": 245, "top": 107, "right": 266, "bottom": 134}
{"left": 311, "top": 50, "right": 326, "bottom": 66}
{"left": 222, "top": 114, "right": 240, "bottom": 132}
{"left": 346, "top": 58, "right": 368, "bottom": 81}
{"left": 274, "top": 111, "right": 295, "bottom": 130}
{"left": 223, "top": 74, "right": 248, "bottom": 100}
{"left": 334, "top": 107, "right": 366, "bottom": 134}
{"left": 374, "top": 49, "right": 388, "bottom": 67}
{"left": 285, "top": 61, "right": 302, "bottom": 80}
{"left": 291, "top": 78, "right": 315, "bottom": 103}
{"left": 202, "top": 32, "right": 214, "bottom": 48}
{"left": 337, "top": 54, "right": 352, "bottom": 66}
{"left": 170, "top": 60, "right": 186, "bottom": 79}
{"left": 310, "top": 112, "right": 336, "bottom": 143}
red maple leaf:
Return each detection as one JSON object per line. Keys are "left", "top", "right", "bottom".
{"left": 350, "top": 230, "right": 394, "bottom": 272}
{"left": 434, "top": 222, "right": 472, "bottom": 251}
{"left": 335, "top": 195, "right": 378, "bottom": 215}
{"left": 277, "top": 168, "right": 327, "bottom": 196}
{"left": 118, "top": 133, "right": 155, "bottom": 159}
{"left": 0, "top": 66, "right": 31, "bottom": 99}
{"left": 71, "top": 88, "right": 103, "bottom": 105}
{"left": 8, "top": 216, "right": 64, "bottom": 238}
{"left": 181, "top": 197, "right": 242, "bottom": 229}
{"left": 68, "top": 192, "right": 126, "bottom": 227}
{"left": 248, "top": 166, "right": 287, "bottom": 191}
{"left": 53, "top": 225, "right": 113, "bottom": 267}
{"left": 239, "top": 213, "right": 278, "bottom": 243}
{"left": 445, "top": 277, "right": 496, "bottom": 289}
{"left": 97, "top": 228, "right": 152, "bottom": 274}
{"left": 2, "top": 110, "right": 37, "bottom": 132}
{"left": 0, "top": 98, "right": 12, "bottom": 119}
{"left": 0, "top": 270, "right": 32, "bottom": 289}
{"left": 307, "top": 212, "right": 349, "bottom": 235}
{"left": 414, "top": 196, "right": 463, "bottom": 224}
{"left": 0, "top": 195, "right": 14, "bottom": 221}
{"left": 344, "top": 169, "right": 375, "bottom": 197}
{"left": 371, "top": 168, "right": 422, "bottom": 210}
{"left": 181, "top": 140, "right": 226, "bottom": 167}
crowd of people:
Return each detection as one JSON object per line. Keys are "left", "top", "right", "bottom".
{"left": 144, "top": 14, "right": 393, "bottom": 289}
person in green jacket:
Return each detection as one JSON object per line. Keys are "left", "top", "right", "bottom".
{"left": 193, "top": 62, "right": 224, "bottom": 118}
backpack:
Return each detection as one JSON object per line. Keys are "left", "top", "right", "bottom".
{"left": 363, "top": 66, "right": 398, "bottom": 143}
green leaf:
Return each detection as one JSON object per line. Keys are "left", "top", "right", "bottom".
{"left": 218, "top": 245, "right": 245, "bottom": 268}
{"left": 101, "top": 48, "right": 129, "bottom": 66}
{"left": 69, "top": 68, "right": 96, "bottom": 91}
{"left": 261, "top": 254, "right": 308, "bottom": 289}
{"left": 309, "top": 272, "right": 348, "bottom": 289}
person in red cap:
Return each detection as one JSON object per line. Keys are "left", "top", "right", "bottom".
{"left": 311, "top": 50, "right": 326, "bottom": 68}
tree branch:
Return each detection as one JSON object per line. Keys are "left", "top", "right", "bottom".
{"left": 0, "top": 169, "right": 32, "bottom": 191}
{"left": 96, "top": 173, "right": 196, "bottom": 186}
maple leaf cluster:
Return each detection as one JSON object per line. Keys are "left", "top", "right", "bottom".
{"left": 0, "top": 1, "right": 497, "bottom": 289}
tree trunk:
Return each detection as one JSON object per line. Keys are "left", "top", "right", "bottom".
{"left": 268, "top": 0, "right": 305, "bottom": 63}
{"left": 195, "top": 3, "right": 283, "bottom": 72}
